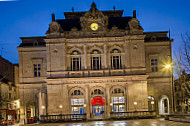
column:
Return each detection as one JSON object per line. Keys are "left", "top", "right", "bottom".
{"left": 104, "top": 44, "right": 107, "bottom": 69}
{"left": 106, "top": 84, "right": 110, "bottom": 118}
{"left": 62, "top": 85, "right": 69, "bottom": 114}
{"left": 85, "top": 84, "right": 90, "bottom": 119}
{"left": 83, "top": 44, "right": 87, "bottom": 70}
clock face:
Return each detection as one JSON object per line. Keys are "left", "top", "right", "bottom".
{"left": 90, "top": 23, "right": 99, "bottom": 31}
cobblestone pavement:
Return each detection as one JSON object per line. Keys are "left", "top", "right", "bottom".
{"left": 19, "top": 118, "right": 190, "bottom": 126}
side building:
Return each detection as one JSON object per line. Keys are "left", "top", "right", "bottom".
{"left": 0, "top": 56, "right": 20, "bottom": 124}
{"left": 17, "top": 2, "right": 173, "bottom": 123}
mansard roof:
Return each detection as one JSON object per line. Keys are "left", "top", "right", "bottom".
{"left": 64, "top": 10, "right": 124, "bottom": 19}
{"left": 55, "top": 16, "right": 132, "bottom": 31}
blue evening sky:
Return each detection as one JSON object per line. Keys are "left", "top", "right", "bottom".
{"left": 0, "top": 0, "right": 189, "bottom": 63}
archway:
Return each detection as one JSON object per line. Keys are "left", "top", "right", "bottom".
{"left": 158, "top": 95, "right": 169, "bottom": 115}
{"left": 91, "top": 88, "right": 105, "bottom": 117}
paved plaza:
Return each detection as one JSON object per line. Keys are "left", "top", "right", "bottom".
{"left": 18, "top": 118, "right": 190, "bottom": 126}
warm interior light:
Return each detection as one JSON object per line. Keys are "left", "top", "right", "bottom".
{"left": 59, "top": 105, "right": 63, "bottom": 108}
{"left": 110, "top": 103, "right": 113, "bottom": 106}
{"left": 151, "top": 101, "right": 154, "bottom": 105}
{"left": 83, "top": 104, "right": 86, "bottom": 107}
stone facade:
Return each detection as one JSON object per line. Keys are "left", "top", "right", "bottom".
{"left": 17, "top": 2, "right": 173, "bottom": 123}
{"left": 0, "top": 56, "right": 20, "bottom": 123}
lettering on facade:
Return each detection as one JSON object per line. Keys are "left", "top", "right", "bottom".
{"left": 69, "top": 79, "right": 124, "bottom": 84}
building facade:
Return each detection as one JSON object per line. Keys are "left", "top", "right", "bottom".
{"left": 0, "top": 56, "right": 20, "bottom": 124}
{"left": 174, "top": 71, "right": 190, "bottom": 113}
{"left": 17, "top": 2, "right": 173, "bottom": 123}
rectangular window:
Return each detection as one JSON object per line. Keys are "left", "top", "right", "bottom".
{"left": 71, "top": 99, "right": 84, "bottom": 105}
{"left": 111, "top": 97, "right": 125, "bottom": 104}
{"left": 71, "top": 57, "right": 81, "bottom": 71}
{"left": 111, "top": 56, "right": 122, "bottom": 69}
{"left": 151, "top": 59, "right": 158, "bottom": 72}
{"left": 34, "top": 64, "right": 41, "bottom": 77}
{"left": 91, "top": 57, "right": 101, "bottom": 70}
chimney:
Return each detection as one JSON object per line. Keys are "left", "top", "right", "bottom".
{"left": 133, "top": 10, "right": 136, "bottom": 18}
{"left": 52, "top": 14, "right": 55, "bottom": 21}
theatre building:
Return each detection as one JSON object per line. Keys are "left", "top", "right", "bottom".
{"left": 17, "top": 2, "right": 173, "bottom": 123}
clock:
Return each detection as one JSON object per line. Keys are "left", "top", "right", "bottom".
{"left": 90, "top": 23, "right": 99, "bottom": 31}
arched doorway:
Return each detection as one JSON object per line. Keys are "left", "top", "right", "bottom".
{"left": 26, "top": 102, "right": 36, "bottom": 118}
{"left": 70, "top": 89, "right": 85, "bottom": 115}
{"left": 110, "top": 87, "right": 125, "bottom": 113}
{"left": 159, "top": 95, "right": 169, "bottom": 115}
{"left": 147, "top": 96, "right": 155, "bottom": 111}
{"left": 91, "top": 88, "right": 105, "bottom": 118}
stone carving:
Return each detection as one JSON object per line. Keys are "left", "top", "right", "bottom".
{"left": 80, "top": 2, "right": 108, "bottom": 32}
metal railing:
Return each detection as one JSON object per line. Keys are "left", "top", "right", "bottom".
{"left": 110, "top": 111, "right": 156, "bottom": 119}
{"left": 40, "top": 113, "right": 87, "bottom": 123}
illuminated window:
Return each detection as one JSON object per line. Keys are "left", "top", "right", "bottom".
{"left": 111, "top": 88, "right": 125, "bottom": 113}
{"left": 34, "top": 64, "right": 41, "bottom": 77}
{"left": 151, "top": 59, "right": 158, "bottom": 72}
{"left": 71, "top": 99, "right": 84, "bottom": 105}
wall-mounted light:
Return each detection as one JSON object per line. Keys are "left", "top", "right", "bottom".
{"left": 134, "top": 102, "right": 137, "bottom": 105}
{"left": 110, "top": 103, "right": 113, "bottom": 106}
{"left": 83, "top": 104, "right": 86, "bottom": 107}
{"left": 42, "top": 106, "right": 45, "bottom": 109}
{"left": 59, "top": 105, "right": 63, "bottom": 108}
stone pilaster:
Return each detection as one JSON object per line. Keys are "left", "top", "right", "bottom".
{"left": 83, "top": 44, "right": 87, "bottom": 70}
{"left": 85, "top": 84, "right": 90, "bottom": 119}
{"left": 106, "top": 84, "right": 110, "bottom": 118}
{"left": 104, "top": 44, "right": 107, "bottom": 69}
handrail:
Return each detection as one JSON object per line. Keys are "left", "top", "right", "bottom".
{"left": 40, "top": 113, "right": 87, "bottom": 123}
{"left": 110, "top": 111, "right": 156, "bottom": 119}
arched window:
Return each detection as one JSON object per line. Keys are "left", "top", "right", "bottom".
{"left": 91, "top": 89, "right": 104, "bottom": 95}
{"left": 70, "top": 50, "right": 81, "bottom": 71}
{"left": 91, "top": 50, "right": 102, "bottom": 70}
{"left": 71, "top": 90, "right": 83, "bottom": 95}
{"left": 111, "top": 88, "right": 125, "bottom": 113}
{"left": 110, "top": 49, "right": 122, "bottom": 69}
{"left": 70, "top": 89, "right": 84, "bottom": 115}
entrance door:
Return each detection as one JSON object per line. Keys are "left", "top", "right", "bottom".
{"left": 92, "top": 105, "right": 104, "bottom": 117}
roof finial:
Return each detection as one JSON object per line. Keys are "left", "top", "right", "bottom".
{"left": 113, "top": 5, "right": 116, "bottom": 11}
{"left": 91, "top": 2, "right": 96, "bottom": 8}
{"left": 133, "top": 10, "right": 136, "bottom": 18}
{"left": 72, "top": 7, "right": 74, "bottom": 13}
{"left": 52, "top": 14, "right": 55, "bottom": 21}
